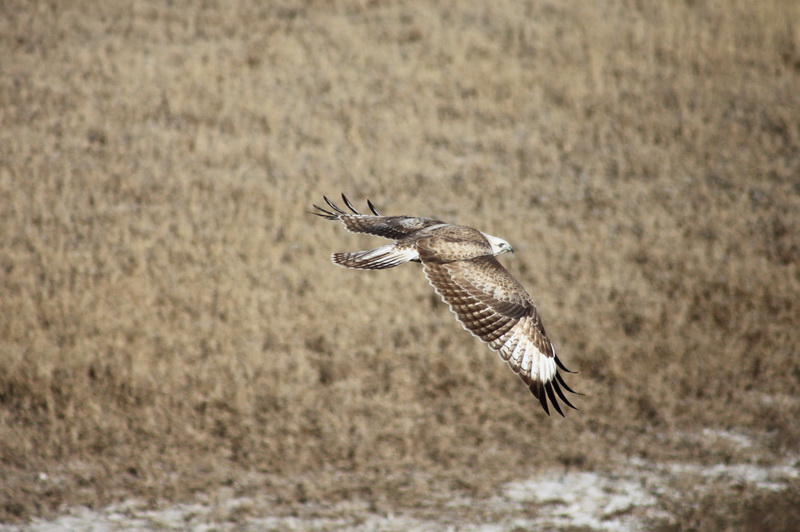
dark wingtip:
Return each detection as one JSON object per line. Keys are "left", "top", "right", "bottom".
{"left": 530, "top": 382, "right": 551, "bottom": 416}
{"left": 545, "top": 382, "right": 565, "bottom": 417}
{"left": 556, "top": 372, "right": 584, "bottom": 396}
{"left": 529, "top": 368, "right": 581, "bottom": 416}
{"left": 367, "top": 199, "right": 380, "bottom": 216}
{"left": 341, "top": 193, "right": 362, "bottom": 215}
{"left": 317, "top": 194, "right": 381, "bottom": 218}
{"left": 311, "top": 203, "right": 339, "bottom": 219}
{"left": 553, "top": 378, "right": 579, "bottom": 411}
{"left": 323, "top": 195, "right": 347, "bottom": 215}
{"left": 555, "top": 354, "right": 576, "bottom": 374}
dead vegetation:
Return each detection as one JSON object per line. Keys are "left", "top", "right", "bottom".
{"left": 1, "top": 0, "right": 799, "bottom": 527}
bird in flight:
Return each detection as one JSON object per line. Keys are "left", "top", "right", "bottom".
{"left": 312, "top": 194, "right": 579, "bottom": 416}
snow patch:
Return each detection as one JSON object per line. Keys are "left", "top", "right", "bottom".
{"left": 10, "top": 430, "right": 799, "bottom": 532}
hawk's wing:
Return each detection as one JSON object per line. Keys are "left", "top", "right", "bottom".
{"left": 312, "top": 194, "right": 446, "bottom": 240}
{"left": 420, "top": 252, "right": 578, "bottom": 416}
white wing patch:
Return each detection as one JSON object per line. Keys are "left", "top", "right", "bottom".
{"left": 496, "top": 319, "right": 556, "bottom": 382}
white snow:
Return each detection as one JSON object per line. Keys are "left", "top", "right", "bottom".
{"left": 7, "top": 430, "right": 799, "bottom": 532}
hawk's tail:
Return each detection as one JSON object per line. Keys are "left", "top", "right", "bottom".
{"left": 332, "top": 244, "right": 419, "bottom": 270}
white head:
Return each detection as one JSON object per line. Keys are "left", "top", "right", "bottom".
{"left": 483, "top": 232, "right": 514, "bottom": 256}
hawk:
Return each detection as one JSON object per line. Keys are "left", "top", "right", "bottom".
{"left": 312, "top": 194, "right": 579, "bottom": 416}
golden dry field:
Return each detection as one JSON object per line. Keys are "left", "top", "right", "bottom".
{"left": 2, "top": 0, "right": 800, "bottom": 528}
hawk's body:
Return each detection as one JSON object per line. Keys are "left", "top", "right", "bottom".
{"left": 313, "top": 195, "right": 578, "bottom": 416}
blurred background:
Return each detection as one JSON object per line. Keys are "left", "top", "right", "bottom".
{"left": 2, "top": 0, "right": 799, "bottom": 528}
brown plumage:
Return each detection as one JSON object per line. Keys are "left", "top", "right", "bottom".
{"left": 312, "top": 194, "right": 579, "bottom": 416}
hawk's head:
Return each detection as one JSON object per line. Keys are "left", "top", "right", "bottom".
{"left": 483, "top": 233, "right": 514, "bottom": 256}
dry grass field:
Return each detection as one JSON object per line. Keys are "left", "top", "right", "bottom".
{"left": 2, "top": 0, "right": 799, "bottom": 528}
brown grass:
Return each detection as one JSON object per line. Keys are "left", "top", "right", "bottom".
{"left": 2, "top": 0, "right": 799, "bottom": 526}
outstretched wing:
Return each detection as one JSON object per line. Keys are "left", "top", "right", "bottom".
{"left": 332, "top": 242, "right": 420, "bottom": 270}
{"left": 312, "top": 194, "right": 446, "bottom": 240}
{"left": 419, "top": 251, "right": 578, "bottom": 416}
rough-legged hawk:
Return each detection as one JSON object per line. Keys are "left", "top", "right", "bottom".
{"left": 313, "top": 194, "right": 579, "bottom": 416}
